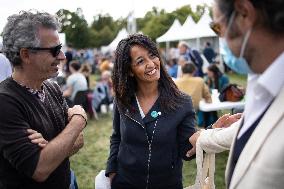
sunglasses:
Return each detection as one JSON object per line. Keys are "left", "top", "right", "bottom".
{"left": 27, "top": 44, "right": 62, "bottom": 57}
{"left": 209, "top": 21, "right": 222, "bottom": 36}
{"left": 210, "top": 11, "right": 236, "bottom": 37}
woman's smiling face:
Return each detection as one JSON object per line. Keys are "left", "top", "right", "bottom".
{"left": 130, "top": 45, "right": 160, "bottom": 84}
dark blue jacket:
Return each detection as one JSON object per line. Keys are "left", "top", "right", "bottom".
{"left": 189, "top": 49, "right": 204, "bottom": 77}
{"left": 203, "top": 47, "right": 216, "bottom": 64}
{"left": 106, "top": 95, "right": 196, "bottom": 189}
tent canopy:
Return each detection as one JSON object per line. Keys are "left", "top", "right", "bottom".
{"left": 193, "top": 10, "right": 216, "bottom": 38}
{"left": 156, "top": 19, "right": 182, "bottom": 43}
{"left": 59, "top": 33, "right": 66, "bottom": 46}
{"left": 175, "top": 15, "right": 197, "bottom": 41}
{"left": 156, "top": 11, "right": 216, "bottom": 43}
{"left": 0, "top": 36, "right": 2, "bottom": 50}
{"left": 103, "top": 28, "right": 129, "bottom": 52}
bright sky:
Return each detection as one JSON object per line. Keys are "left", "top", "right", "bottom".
{"left": 0, "top": 0, "right": 213, "bottom": 32}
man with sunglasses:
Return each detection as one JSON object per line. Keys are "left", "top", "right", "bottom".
{"left": 0, "top": 11, "right": 87, "bottom": 189}
{"left": 207, "top": 0, "right": 284, "bottom": 188}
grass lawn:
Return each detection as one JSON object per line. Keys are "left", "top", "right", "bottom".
{"left": 70, "top": 73, "right": 247, "bottom": 189}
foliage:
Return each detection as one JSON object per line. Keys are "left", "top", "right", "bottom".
{"left": 56, "top": 8, "right": 91, "bottom": 49}
{"left": 138, "top": 5, "right": 204, "bottom": 40}
{"left": 56, "top": 4, "right": 211, "bottom": 48}
{"left": 90, "top": 14, "right": 126, "bottom": 47}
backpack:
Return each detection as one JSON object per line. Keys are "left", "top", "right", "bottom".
{"left": 218, "top": 84, "right": 245, "bottom": 102}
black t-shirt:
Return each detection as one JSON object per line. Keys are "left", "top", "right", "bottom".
{"left": 0, "top": 78, "right": 70, "bottom": 189}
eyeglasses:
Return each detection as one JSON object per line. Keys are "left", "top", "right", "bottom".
{"left": 209, "top": 21, "right": 222, "bottom": 36}
{"left": 210, "top": 11, "right": 236, "bottom": 37}
{"left": 209, "top": 14, "right": 226, "bottom": 37}
{"left": 26, "top": 44, "right": 62, "bottom": 57}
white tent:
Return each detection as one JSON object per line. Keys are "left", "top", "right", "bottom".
{"left": 156, "top": 19, "right": 182, "bottom": 43}
{"left": 58, "top": 33, "right": 67, "bottom": 52}
{"left": 175, "top": 15, "right": 197, "bottom": 41}
{"left": 102, "top": 28, "right": 129, "bottom": 52}
{"left": 0, "top": 36, "right": 2, "bottom": 51}
{"left": 194, "top": 10, "right": 216, "bottom": 38}
{"left": 59, "top": 33, "right": 66, "bottom": 46}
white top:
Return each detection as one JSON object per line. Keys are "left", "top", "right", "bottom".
{"left": 66, "top": 72, "right": 88, "bottom": 101}
{"left": 238, "top": 51, "right": 284, "bottom": 138}
{"left": 0, "top": 54, "right": 12, "bottom": 82}
{"left": 135, "top": 95, "right": 145, "bottom": 119}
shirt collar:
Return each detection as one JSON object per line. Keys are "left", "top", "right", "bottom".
{"left": 12, "top": 77, "right": 45, "bottom": 102}
{"left": 27, "top": 87, "right": 45, "bottom": 102}
{"left": 257, "top": 51, "right": 284, "bottom": 97}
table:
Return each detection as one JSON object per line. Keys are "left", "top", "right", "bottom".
{"left": 199, "top": 99, "right": 245, "bottom": 112}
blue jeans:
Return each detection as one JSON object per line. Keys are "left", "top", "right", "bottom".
{"left": 70, "top": 170, "right": 79, "bottom": 189}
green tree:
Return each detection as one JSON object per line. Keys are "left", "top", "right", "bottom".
{"left": 56, "top": 8, "right": 91, "bottom": 48}
{"left": 193, "top": 4, "right": 207, "bottom": 22}
{"left": 90, "top": 14, "right": 126, "bottom": 47}
{"left": 137, "top": 4, "right": 208, "bottom": 41}
{"left": 54, "top": 4, "right": 210, "bottom": 49}
{"left": 171, "top": 5, "right": 194, "bottom": 24}
{"left": 142, "top": 12, "right": 174, "bottom": 40}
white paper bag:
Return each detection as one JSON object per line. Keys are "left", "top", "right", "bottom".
{"left": 95, "top": 170, "right": 111, "bottom": 189}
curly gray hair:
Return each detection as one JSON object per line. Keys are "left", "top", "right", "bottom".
{"left": 2, "top": 10, "right": 61, "bottom": 67}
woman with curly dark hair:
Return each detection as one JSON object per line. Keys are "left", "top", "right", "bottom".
{"left": 105, "top": 34, "right": 196, "bottom": 189}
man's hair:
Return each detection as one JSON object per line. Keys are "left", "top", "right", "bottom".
{"left": 2, "top": 10, "right": 61, "bottom": 67}
{"left": 182, "top": 63, "right": 196, "bottom": 74}
{"left": 178, "top": 41, "right": 189, "bottom": 49}
{"left": 216, "top": 0, "right": 284, "bottom": 35}
{"left": 70, "top": 61, "right": 81, "bottom": 71}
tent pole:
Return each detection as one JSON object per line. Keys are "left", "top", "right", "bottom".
{"left": 197, "top": 38, "right": 200, "bottom": 51}
{"left": 166, "top": 41, "right": 170, "bottom": 60}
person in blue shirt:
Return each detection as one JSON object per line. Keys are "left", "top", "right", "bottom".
{"left": 166, "top": 58, "right": 178, "bottom": 78}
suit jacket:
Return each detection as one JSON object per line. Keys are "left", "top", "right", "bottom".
{"left": 225, "top": 86, "right": 284, "bottom": 189}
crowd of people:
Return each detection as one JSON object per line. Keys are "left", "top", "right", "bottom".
{"left": 162, "top": 40, "right": 230, "bottom": 127}
{"left": 0, "top": 0, "right": 284, "bottom": 188}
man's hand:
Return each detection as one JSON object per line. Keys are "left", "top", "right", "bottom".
{"left": 212, "top": 113, "right": 242, "bottom": 128}
{"left": 186, "top": 131, "right": 201, "bottom": 157}
{"left": 68, "top": 105, "right": 87, "bottom": 121}
{"left": 27, "top": 129, "right": 48, "bottom": 148}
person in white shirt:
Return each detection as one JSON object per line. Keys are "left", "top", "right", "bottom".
{"left": 63, "top": 61, "right": 88, "bottom": 104}
{"left": 0, "top": 53, "right": 12, "bottom": 82}
{"left": 189, "top": 0, "right": 284, "bottom": 189}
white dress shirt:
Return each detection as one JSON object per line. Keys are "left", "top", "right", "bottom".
{"left": 238, "top": 51, "right": 284, "bottom": 138}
